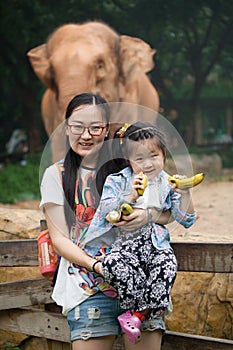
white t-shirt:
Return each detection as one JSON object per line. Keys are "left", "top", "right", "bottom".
{"left": 40, "top": 163, "right": 98, "bottom": 315}
{"left": 40, "top": 163, "right": 64, "bottom": 208}
{"left": 134, "top": 178, "right": 162, "bottom": 210}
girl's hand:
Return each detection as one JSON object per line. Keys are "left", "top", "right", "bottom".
{"left": 170, "top": 174, "right": 194, "bottom": 213}
{"left": 169, "top": 174, "right": 191, "bottom": 195}
{"left": 125, "top": 173, "right": 146, "bottom": 203}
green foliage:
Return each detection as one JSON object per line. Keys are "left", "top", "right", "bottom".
{"left": 4, "top": 342, "right": 21, "bottom": 350}
{"left": 216, "top": 145, "right": 233, "bottom": 168}
{"left": 189, "top": 145, "right": 233, "bottom": 168}
{"left": 0, "top": 0, "right": 232, "bottom": 149}
{"left": 170, "top": 81, "right": 233, "bottom": 99}
{"left": 0, "top": 155, "right": 40, "bottom": 204}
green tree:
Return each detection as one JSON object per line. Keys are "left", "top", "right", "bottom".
{"left": 0, "top": 0, "right": 105, "bottom": 152}
{"left": 104, "top": 0, "right": 233, "bottom": 144}
{"left": 1, "top": 0, "right": 232, "bottom": 150}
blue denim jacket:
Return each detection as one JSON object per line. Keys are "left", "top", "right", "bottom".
{"left": 81, "top": 167, "right": 196, "bottom": 255}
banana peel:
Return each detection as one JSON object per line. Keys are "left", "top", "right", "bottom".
{"left": 106, "top": 171, "right": 148, "bottom": 223}
{"left": 105, "top": 210, "right": 122, "bottom": 223}
{"left": 106, "top": 202, "right": 134, "bottom": 223}
{"left": 168, "top": 173, "right": 205, "bottom": 189}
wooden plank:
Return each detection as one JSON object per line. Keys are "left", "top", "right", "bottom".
{"left": 162, "top": 331, "right": 233, "bottom": 349}
{"left": 47, "top": 340, "right": 71, "bottom": 350}
{"left": 0, "top": 240, "right": 232, "bottom": 272}
{"left": 172, "top": 242, "right": 233, "bottom": 272}
{"left": 1, "top": 309, "right": 232, "bottom": 350}
{"left": 0, "top": 278, "right": 53, "bottom": 310}
{"left": 0, "top": 307, "right": 70, "bottom": 342}
{"left": 0, "top": 239, "right": 37, "bottom": 266}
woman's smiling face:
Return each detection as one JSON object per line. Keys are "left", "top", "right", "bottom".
{"left": 66, "top": 105, "right": 108, "bottom": 161}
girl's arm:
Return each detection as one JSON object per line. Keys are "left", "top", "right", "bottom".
{"left": 169, "top": 175, "right": 196, "bottom": 228}
{"left": 169, "top": 175, "right": 195, "bottom": 214}
{"left": 44, "top": 203, "right": 98, "bottom": 271}
{"left": 174, "top": 188, "right": 195, "bottom": 213}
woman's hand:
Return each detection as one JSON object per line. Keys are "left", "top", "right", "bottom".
{"left": 114, "top": 207, "right": 172, "bottom": 231}
{"left": 114, "top": 208, "right": 148, "bottom": 231}
{"left": 92, "top": 260, "right": 104, "bottom": 275}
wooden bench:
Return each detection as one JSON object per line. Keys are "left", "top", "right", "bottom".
{"left": 0, "top": 239, "right": 232, "bottom": 349}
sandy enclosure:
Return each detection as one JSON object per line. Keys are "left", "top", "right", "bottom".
{"left": 169, "top": 180, "right": 233, "bottom": 243}
{"left": 1, "top": 180, "right": 233, "bottom": 243}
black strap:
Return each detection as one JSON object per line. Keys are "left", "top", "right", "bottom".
{"left": 92, "top": 260, "right": 101, "bottom": 273}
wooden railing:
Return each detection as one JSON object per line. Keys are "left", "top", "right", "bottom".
{"left": 0, "top": 239, "right": 232, "bottom": 350}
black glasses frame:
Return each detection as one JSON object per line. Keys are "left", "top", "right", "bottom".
{"left": 68, "top": 124, "right": 107, "bottom": 136}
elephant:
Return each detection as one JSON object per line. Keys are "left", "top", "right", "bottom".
{"left": 27, "top": 21, "right": 159, "bottom": 159}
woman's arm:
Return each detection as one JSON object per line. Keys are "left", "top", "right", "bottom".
{"left": 44, "top": 203, "right": 98, "bottom": 271}
{"left": 114, "top": 207, "right": 173, "bottom": 231}
{"left": 111, "top": 176, "right": 174, "bottom": 230}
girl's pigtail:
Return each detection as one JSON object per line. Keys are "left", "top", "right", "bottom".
{"left": 112, "top": 124, "right": 132, "bottom": 170}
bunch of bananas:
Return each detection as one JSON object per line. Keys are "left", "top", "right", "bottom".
{"left": 106, "top": 172, "right": 204, "bottom": 223}
{"left": 106, "top": 171, "right": 148, "bottom": 223}
{"left": 106, "top": 202, "right": 134, "bottom": 223}
{"left": 168, "top": 173, "right": 205, "bottom": 189}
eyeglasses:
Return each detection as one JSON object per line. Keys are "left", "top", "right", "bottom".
{"left": 68, "top": 124, "right": 107, "bottom": 136}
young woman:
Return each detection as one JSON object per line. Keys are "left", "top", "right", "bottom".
{"left": 82, "top": 122, "right": 197, "bottom": 345}
{"left": 40, "top": 94, "right": 171, "bottom": 350}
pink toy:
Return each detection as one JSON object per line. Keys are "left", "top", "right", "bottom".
{"left": 118, "top": 310, "right": 141, "bottom": 344}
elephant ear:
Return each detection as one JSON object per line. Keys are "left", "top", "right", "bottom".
{"left": 120, "top": 35, "right": 156, "bottom": 82}
{"left": 27, "top": 44, "right": 52, "bottom": 89}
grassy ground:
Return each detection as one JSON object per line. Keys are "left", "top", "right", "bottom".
{"left": 0, "top": 153, "right": 41, "bottom": 204}
{"left": 4, "top": 343, "right": 20, "bottom": 350}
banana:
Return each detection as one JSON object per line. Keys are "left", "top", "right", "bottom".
{"left": 168, "top": 173, "right": 205, "bottom": 189}
{"left": 106, "top": 210, "right": 121, "bottom": 223}
{"left": 106, "top": 203, "right": 134, "bottom": 223}
{"left": 120, "top": 203, "right": 134, "bottom": 215}
{"left": 137, "top": 171, "right": 148, "bottom": 196}
{"left": 106, "top": 171, "right": 148, "bottom": 223}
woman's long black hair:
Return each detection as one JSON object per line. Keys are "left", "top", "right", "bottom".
{"left": 63, "top": 93, "right": 114, "bottom": 228}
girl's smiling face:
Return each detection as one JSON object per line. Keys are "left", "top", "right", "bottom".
{"left": 66, "top": 105, "right": 108, "bottom": 161}
{"left": 129, "top": 138, "right": 165, "bottom": 179}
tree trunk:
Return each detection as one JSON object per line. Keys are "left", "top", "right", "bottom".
{"left": 192, "top": 80, "right": 203, "bottom": 145}
{"left": 226, "top": 102, "right": 232, "bottom": 136}
{"left": 194, "top": 105, "right": 203, "bottom": 145}
{"left": 20, "top": 85, "right": 44, "bottom": 153}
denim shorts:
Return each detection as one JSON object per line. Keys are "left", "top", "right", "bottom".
{"left": 67, "top": 292, "right": 166, "bottom": 342}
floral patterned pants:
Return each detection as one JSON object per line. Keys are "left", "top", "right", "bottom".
{"left": 102, "top": 229, "right": 177, "bottom": 317}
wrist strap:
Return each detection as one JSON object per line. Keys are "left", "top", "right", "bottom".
{"left": 92, "top": 260, "right": 101, "bottom": 273}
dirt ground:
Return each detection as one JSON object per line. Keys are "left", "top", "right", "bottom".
{"left": 1, "top": 178, "right": 233, "bottom": 243}
{"left": 169, "top": 179, "right": 233, "bottom": 242}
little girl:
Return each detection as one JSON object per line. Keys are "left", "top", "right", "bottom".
{"left": 81, "top": 122, "right": 197, "bottom": 344}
